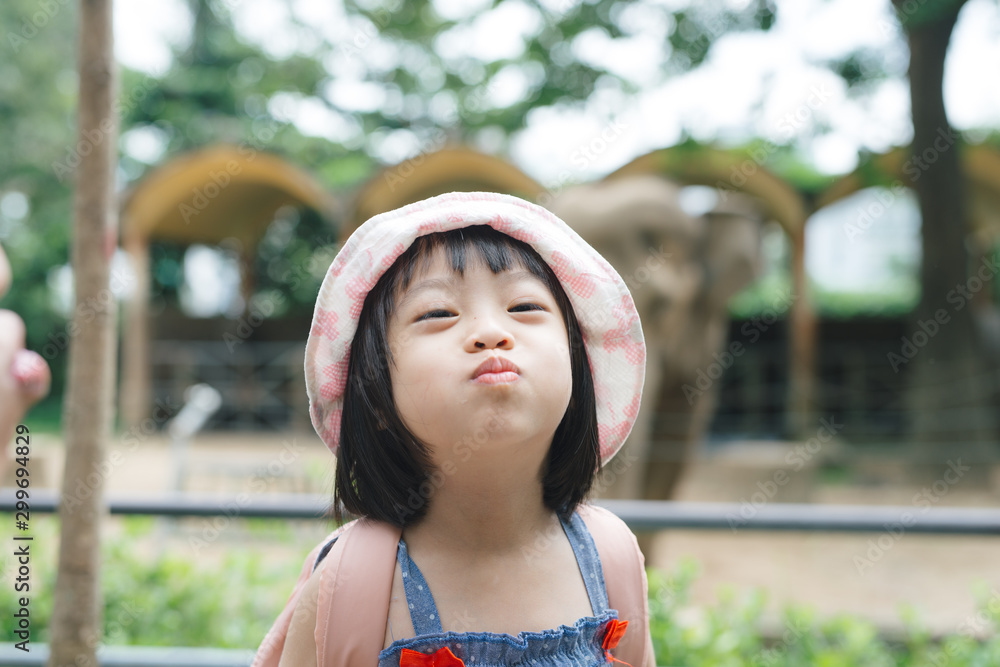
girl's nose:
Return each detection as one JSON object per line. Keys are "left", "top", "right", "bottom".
{"left": 467, "top": 313, "right": 514, "bottom": 350}
{"left": 474, "top": 337, "right": 510, "bottom": 349}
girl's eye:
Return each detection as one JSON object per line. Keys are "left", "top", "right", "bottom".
{"left": 417, "top": 309, "right": 453, "bottom": 321}
{"left": 510, "top": 303, "right": 544, "bottom": 313}
{"left": 416, "top": 303, "right": 544, "bottom": 321}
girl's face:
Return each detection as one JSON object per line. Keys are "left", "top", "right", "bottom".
{"left": 385, "top": 246, "right": 573, "bottom": 466}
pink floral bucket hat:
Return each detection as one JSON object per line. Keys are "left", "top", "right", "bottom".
{"left": 305, "top": 191, "right": 645, "bottom": 465}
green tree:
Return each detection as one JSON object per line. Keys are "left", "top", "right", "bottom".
{"left": 334, "top": 0, "right": 776, "bottom": 149}
{"left": 0, "top": 0, "right": 78, "bottom": 423}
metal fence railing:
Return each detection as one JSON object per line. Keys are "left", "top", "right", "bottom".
{"left": 3, "top": 490, "right": 999, "bottom": 534}
{"left": 2, "top": 490, "right": 998, "bottom": 666}
{"left": 0, "top": 644, "right": 255, "bottom": 667}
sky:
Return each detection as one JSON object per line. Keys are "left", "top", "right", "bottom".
{"left": 106, "top": 0, "right": 1000, "bottom": 315}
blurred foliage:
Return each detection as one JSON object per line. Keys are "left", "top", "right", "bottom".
{"left": 0, "top": 515, "right": 309, "bottom": 648}
{"left": 828, "top": 49, "right": 895, "bottom": 91}
{"left": 341, "top": 0, "right": 777, "bottom": 142}
{"left": 1, "top": 0, "right": 785, "bottom": 422}
{"left": 811, "top": 285, "right": 921, "bottom": 318}
{"left": 3, "top": 516, "right": 999, "bottom": 664}
{"left": 249, "top": 205, "right": 341, "bottom": 319}
{"left": 4, "top": 0, "right": 948, "bottom": 424}
{"left": 891, "top": 0, "right": 971, "bottom": 30}
{"left": 119, "top": 0, "right": 351, "bottom": 176}
{"left": 1, "top": 0, "right": 79, "bottom": 424}
{"left": 649, "top": 559, "right": 1000, "bottom": 667}
{"left": 729, "top": 252, "right": 921, "bottom": 320}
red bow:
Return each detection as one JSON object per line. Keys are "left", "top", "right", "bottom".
{"left": 602, "top": 619, "right": 631, "bottom": 665}
{"left": 399, "top": 647, "right": 465, "bottom": 667}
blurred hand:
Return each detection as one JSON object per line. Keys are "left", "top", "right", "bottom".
{"left": 0, "top": 242, "right": 51, "bottom": 451}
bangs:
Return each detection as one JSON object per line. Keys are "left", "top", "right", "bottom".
{"left": 386, "top": 225, "right": 558, "bottom": 306}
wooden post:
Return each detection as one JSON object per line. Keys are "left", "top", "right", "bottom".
{"left": 238, "top": 244, "right": 256, "bottom": 315}
{"left": 120, "top": 233, "right": 151, "bottom": 427}
{"left": 786, "top": 224, "right": 817, "bottom": 439}
{"left": 48, "top": 1, "right": 117, "bottom": 665}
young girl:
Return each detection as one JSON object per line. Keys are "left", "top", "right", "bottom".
{"left": 256, "top": 191, "right": 653, "bottom": 667}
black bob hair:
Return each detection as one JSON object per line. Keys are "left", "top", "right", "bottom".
{"left": 332, "top": 224, "right": 601, "bottom": 527}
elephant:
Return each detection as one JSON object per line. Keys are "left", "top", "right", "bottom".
{"left": 546, "top": 175, "right": 764, "bottom": 518}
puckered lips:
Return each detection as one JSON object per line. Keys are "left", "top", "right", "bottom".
{"left": 471, "top": 355, "right": 520, "bottom": 384}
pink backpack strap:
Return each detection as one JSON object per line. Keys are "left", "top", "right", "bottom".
{"left": 317, "top": 518, "right": 402, "bottom": 666}
{"left": 577, "top": 503, "right": 650, "bottom": 667}
{"left": 251, "top": 521, "right": 357, "bottom": 667}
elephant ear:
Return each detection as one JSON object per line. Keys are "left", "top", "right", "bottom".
{"left": 701, "top": 192, "right": 766, "bottom": 312}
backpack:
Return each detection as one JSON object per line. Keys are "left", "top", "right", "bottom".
{"left": 252, "top": 503, "right": 650, "bottom": 667}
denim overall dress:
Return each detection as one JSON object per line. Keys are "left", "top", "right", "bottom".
{"left": 376, "top": 509, "right": 622, "bottom": 667}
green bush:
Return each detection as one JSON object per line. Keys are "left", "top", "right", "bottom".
{"left": 0, "top": 516, "right": 302, "bottom": 648}
{"left": 648, "top": 558, "right": 1000, "bottom": 667}
{"left": 3, "top": 517, "right": 999, "bottom": 666}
